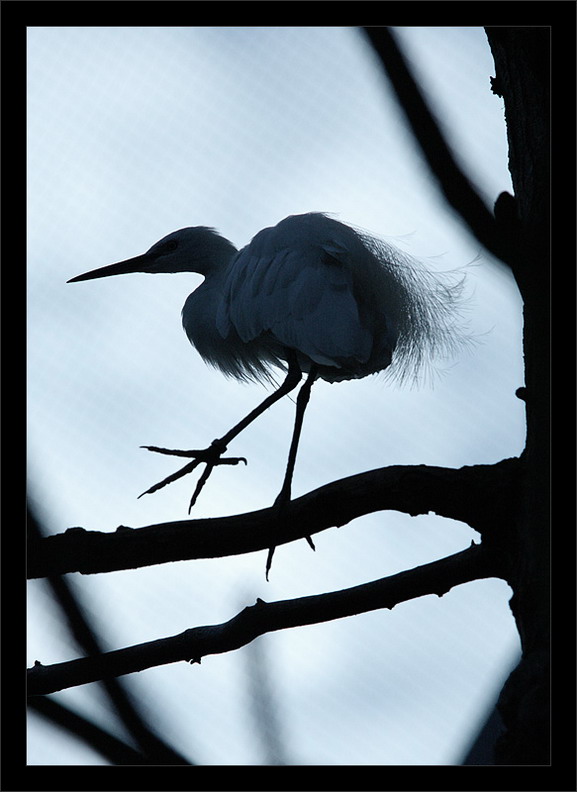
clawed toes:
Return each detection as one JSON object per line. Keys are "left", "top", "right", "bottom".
{"left": 138, "top": 443, "right": 248, "bottom": 509}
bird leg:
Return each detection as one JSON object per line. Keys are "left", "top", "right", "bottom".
{"left": 265, "top": 364, "right": 317, "bottom": 581}
{"left": 139, "top": 354, "right": 303, "bottom": 512}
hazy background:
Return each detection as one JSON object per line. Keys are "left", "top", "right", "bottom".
{"left": 27, "top": 26, "right": 524, "bottom": 765}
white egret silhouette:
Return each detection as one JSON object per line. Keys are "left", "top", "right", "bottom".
{"left": 69, "top": 212, "right": 466, "bottom": 576}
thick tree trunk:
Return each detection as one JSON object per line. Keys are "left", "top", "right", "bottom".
{"left": 485, "top": 27, "right": 550, "bottom": 765}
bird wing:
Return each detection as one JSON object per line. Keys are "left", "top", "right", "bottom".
{"left": 216, "top": 231, "right": 374, "bottom": 369}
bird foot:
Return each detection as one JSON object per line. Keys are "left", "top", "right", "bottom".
{"left": 139, "top": 440, "right": 247, "bottom": 512}
{"left": 265, "top": 489, "right": 315, "bottom": 581}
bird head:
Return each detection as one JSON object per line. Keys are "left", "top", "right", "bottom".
{"left": 68, "top": 227, "right": 237, "bottom": 283}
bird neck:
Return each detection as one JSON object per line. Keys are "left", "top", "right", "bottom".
{"left": 194, "top": 236, "right": 237, "bottom": 277}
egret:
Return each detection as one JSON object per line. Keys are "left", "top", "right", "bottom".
{"left": 69, "top": 212, "right": 466, "bottom": 577}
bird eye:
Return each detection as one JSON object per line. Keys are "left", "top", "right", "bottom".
{"left": 165, "top": 240, "right": 178, "bottom": 252}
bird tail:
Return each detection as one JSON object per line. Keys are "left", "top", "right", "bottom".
{"left": 360, "top": 235, "right": 474, "bottom": 387}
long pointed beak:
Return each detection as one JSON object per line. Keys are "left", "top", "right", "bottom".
{"left": 67, "top": 253, "right": 154, "bottom": 283}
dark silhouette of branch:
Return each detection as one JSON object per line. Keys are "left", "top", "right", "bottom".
{"left": 363, "top": 27, "right": 510, "bottom": 266}
{"left": 28, "top": 542, "right": 498, "bottom": 696}
{"left": 27, "top": 506, "right": 193, "bottom": 765}
{"left": 28, "top": 697, "right": 152, "bottom": 765}
{"left": 28, "top": 459, "right": 519, "bottom": 578}
{"left": 483, "top": 27, "right": 551, "bottom": 766}
{"left": 362, "top": 25, "right": 553, "bottom": 765}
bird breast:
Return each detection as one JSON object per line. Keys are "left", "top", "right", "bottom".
{"left": 182, "top": 281, "right": 286, "bottom": 384}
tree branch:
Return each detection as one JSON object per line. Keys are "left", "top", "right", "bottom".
{"left": 362, "top": 27, "right": 511, "bottom": 265}
{"left": 27, "top": 506, "right": 193, "bottom": 765}
{"left": 28, "top": 697, "right": 152, "bottom": 765}
{"left": 484, "top": 26, "right": 551, "bottom": 766}
{"left": 27, "top": 542, "right": 498, "bottom": 696}
{"left": 28, "top": 459, "right": 520, "bottom": 579}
